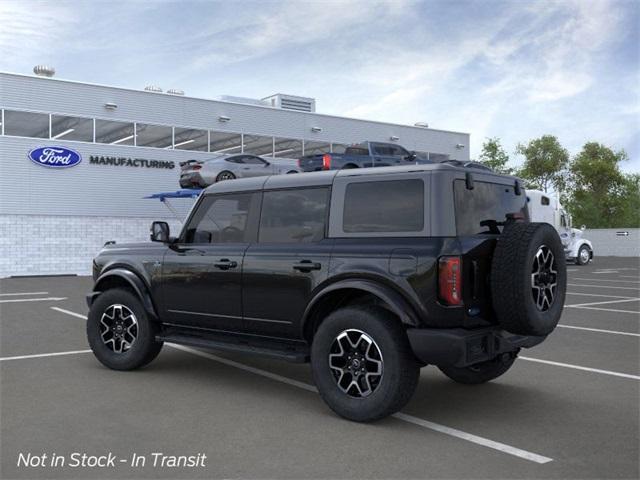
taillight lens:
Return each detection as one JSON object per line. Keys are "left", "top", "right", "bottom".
{"left": 322, "top": 154, "right": 332, "bottom": 170}
{"left": 438, "top": 256, "right": 462, "bottom": 306}
{"left": 192, "top": 165, "right": 202, "bottom": 170}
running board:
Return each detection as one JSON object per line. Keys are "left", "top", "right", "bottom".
{"left": 157, "top": 329, "right": 310, "bottom": 363}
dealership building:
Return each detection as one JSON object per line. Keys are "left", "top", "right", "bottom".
{"left": 0, "top": 69, "right": 470, "bottom": 278}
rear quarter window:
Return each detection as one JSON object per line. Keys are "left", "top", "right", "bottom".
{"left": 343, "top": 179, "right": 424, "bottom": 233}
{"left": 454, "top": 180, "right": 528, "bottom": 235}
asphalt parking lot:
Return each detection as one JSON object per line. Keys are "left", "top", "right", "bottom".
{"left": 1, "top": 257, "right": 638, "bottom": 479}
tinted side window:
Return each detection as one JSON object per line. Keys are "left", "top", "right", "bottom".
{"left": 259, "top": 188, "right": 329, "bottom": 243}
{"left": 454, "top": 180, "right": 528, "bottom": 235}
{"left": 243, "top": 155, "right": 266, "bottom": 165}
{"left": 343, "top": 180, "right": 424, "bottom": 233}
{"left": 184, "top": 193, "right": 256, "bottom": 244}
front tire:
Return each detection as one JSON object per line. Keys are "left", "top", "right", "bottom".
{"left": 87, "top": 289, "right": 163, "bottom": 371}
{"left": 311, "top": 306, "right": 419, "bottom": 422}
{"left": 438, "top": 353, "right": 517, "bottom": 385}
{"left": 576, "top": 245, "right": 591, "bottom": 265}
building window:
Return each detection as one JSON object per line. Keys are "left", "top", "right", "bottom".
{"left": 3, "top": 110, "right": 49, "bottom": 138}
{"left": 210, "top": 131, "right": 243, "bottom": 154}
{"left": 244, "top": 134, "right": 274, "bottom": 156}
{"left": 304, "top": 141, "right": 331, "bottom": 156}
{"left": 135, "top": 123, "right": 173, "bottom": 148}
{"left": 331, "top": 143, "right": 348, "bottom": 154}
{"left": 95, "top": 119, "right": 135, "bottom": 145}
{"left": 273, "top": 137, "right": 303, "bottom": 158}
{"left": 173, "top": 127, "right": 208, "bottom": 151}
{"left": 343, "top": 179, "right": 424, "bottom": 233}
{"left": 51, "top": 114, "right": 93, "bottom": 142}
{"left": 259, "top": 188, "right": 329, "bottom": 243}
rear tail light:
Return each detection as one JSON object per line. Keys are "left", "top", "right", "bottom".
{"left": 192, "top": 165, "right": 202, "bottom": 170}
{"left": 297, "top": 158, "right": 302, "bottom": 168}
{"left": 438, "top": 256, "right": 462, "bottom": 306}
{"left": 322, "top": 154, "right": 332, "bottom": 170}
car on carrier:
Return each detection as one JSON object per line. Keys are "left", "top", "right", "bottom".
{"left": 87, "top": 164, "right": 567, "bottom": 422}
{"left": 179, "top": 154, "right": 299, "bottom": 188}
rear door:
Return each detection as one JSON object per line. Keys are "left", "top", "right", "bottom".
{"left": 242, "top": 187, "right": 333, "bottom": 338}
{"left": 161, "top": 192, "right": 260, "bottom": 331}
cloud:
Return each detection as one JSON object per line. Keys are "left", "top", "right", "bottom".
{"left": 0, "top": 1, "right": 77, "bottom": 68}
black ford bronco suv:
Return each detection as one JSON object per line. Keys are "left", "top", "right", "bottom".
{"left": 87, "top": 164, "right": 566, "bottom": 422}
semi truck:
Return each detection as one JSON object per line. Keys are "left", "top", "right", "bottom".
{"left": 527, "top": 190, "right": 594, "bottom": 265}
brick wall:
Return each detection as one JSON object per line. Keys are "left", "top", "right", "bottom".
{"left": 0, "top": 214, "right": 183, "bottom": 277}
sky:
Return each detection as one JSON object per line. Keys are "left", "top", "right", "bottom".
{"left": 1, "top": 0, "right": 638, "bottom": 172}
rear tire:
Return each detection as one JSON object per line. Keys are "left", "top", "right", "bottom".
{"left": 491, "top": 222, "right": 566, "bottom": 336}
{"left": 311, "top": 306, "right": 419, "bottom": 422}
{"left": 216, "top": 171, "right": 236, "bottom": 182}
{"left": 438, "top": 353, "right": 517, "bottom": 385}
{"left": 87, "top": 289, "right": 163, "bottom": 371}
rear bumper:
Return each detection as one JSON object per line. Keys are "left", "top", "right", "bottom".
{"left": 407, "top": 326, "right": 546, "bottom": 368}
{"left": 179, "top": 172, "right": 205, "bottom": 188}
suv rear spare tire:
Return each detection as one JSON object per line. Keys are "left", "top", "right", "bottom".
{"left": 491, "top": 222, "right": 566, "bottom": 336}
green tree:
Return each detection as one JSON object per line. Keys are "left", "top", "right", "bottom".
{"left": 516, "top": 135, "right": 569, "bottom": 192}
{"left": 478, "top": 137, "right": 513, "bottom": 174}
{"left": 565, "top": 142, "right": 638, "bottom": 228}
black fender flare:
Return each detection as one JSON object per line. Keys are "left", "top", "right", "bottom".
{"left": 301, "top": 279, "right": 420, "bottom": 339}
{"left": 89, "top": 268, "right": 158, "bottom": 319}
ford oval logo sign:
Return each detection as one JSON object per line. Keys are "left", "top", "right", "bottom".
{"left": 28, "top": 146, "right": 82, "bottom": 168}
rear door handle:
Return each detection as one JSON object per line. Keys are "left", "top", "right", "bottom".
{"left": 213, "top": 258, "right": 238, "bottom": 270}
{"left": 292, "top": 260, "right": 321, "bottom": 272}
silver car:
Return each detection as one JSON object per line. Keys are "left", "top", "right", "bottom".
{"left": 179, "top": 154, "right": 299, "bottom": 188}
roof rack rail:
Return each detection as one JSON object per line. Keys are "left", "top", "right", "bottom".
{"left": 439, "top": 159, "right": 494, "bottom": 172}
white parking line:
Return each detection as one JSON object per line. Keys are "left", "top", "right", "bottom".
{"left": 43, "top": 308, "right": 553, "bottom": 464}
{"left": 170, "top": 344, "right": 553, "bottom": 464}
{"left": 557, "top": 324, "right": 640, "bottom": 337}
{"left": 566, "top": 305, "right": 640, "bottom": 315}
{"left": 567, "top": 298, "right": 640, "bottom": 308}
{"left": 51, "top": 307, "right": 89, "bottom": 319}
{"left": 393, "top": 413, "right": 553, "bottom": 464}
{"left": 593, "top": 271, "right": 619, "bottom": 274}
{"left": 520, "top": 357, "right": 640, "bottom": 380}
{"left": 568, "top": 283, "right": 640, "bottom": 291}
{"left": 0, "top": 297, "right": 67, "bottom": 304}
{"left": 0, "top": 291, "right": 49, "bottom": 296}
{"left": 0, "top": 350, "right": 92, "bottom": 362}
{"left": 574, "top": 278, "right": 640, "bottom": 284}
{"left": 566, "top": 292, "right": 637, "bottom": 299}
{"left": 620, "top": 275, "right": 640, "bottom": 279}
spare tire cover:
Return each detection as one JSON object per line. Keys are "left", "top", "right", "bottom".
{"left": 490, "top": 222, "right": 566, "bottom": 336}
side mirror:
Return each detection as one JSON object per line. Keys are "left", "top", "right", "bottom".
{"left": 263, "top": 161, "right": 271, "bottom": 167}
{"left": 150, "top": 221, "right": 170, "bottom": 242}
{"left": 406, "top": 151, "right": 417, "bottom": 161}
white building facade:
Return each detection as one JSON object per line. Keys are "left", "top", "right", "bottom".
{"left": 0, "top": 72, "right": 470, "bottom": 277}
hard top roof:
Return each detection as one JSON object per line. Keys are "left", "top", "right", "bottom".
{"left": 203, "top": 163, "right": 518, "bottom": 195}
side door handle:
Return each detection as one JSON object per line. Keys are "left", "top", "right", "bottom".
{"left": 292, "top": 260, "right": 321, "bottom": 272}
{"left": 213, "top": 258, "right": 238, "bottom": 270}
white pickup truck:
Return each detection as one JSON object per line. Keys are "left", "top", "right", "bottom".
{"left": 527, "top": 190, "right": 594, "bottom": 265}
